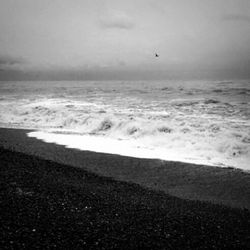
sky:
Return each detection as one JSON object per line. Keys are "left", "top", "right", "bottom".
{"left": 0, "top": 0, "right": 250, "bottom": 80}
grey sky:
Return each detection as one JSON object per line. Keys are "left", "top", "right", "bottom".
{"left": 0, "top": 0, "right": 250, "bottom": 80}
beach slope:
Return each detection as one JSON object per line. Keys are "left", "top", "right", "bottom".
{"left": 0, "top": 128, "right": 250, "bottom": 209}
{"left": 1, "top": 146, "right": 250, "bottom": 249}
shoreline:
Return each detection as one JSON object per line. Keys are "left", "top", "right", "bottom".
{"left": 0, "top": 127, "right": 249, "bottom": 209}
{"left": 1, "top": 136, "right": 250, "bottom": 248}
{"left": 1, "top": 124, "right": 249, "bottom": 172}
{"left": 28, "top": 130, "right": 242, "bottom": 170}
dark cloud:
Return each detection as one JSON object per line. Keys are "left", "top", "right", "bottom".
{"left": 0, "top": 55, "right": 23, "bottom": 65}
{"left": 99, "top": 12, "right": 135, "bottom": 29}
{"left": 0, "top": 55, "right": 26, "bottom": 71}
{"left": 222, "top": 14, "right": 250, "bottom": 23}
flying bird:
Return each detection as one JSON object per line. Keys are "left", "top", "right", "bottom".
{"left": 155, "top": 53, "right": 159, "bottom": 57}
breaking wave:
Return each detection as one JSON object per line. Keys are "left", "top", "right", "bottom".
{"left": 0, "top": 80, "right": 250, "bottom": 170}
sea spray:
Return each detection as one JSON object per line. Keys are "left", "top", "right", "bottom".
{"left": 0, "top": 80, "right": 250, "bottom": 170}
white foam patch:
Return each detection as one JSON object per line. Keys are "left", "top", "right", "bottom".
{"left": 27, "top": 131, "right": 250, "bottom": 171}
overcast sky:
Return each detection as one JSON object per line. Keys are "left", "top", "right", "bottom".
{"left": 0, "top": 0, "right": 250, "bottom": 80}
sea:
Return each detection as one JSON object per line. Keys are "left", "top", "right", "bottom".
{"left": 0, "top": 80, "right": 249, "bottom": 170}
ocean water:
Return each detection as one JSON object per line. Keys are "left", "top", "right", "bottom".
{"left": 0, "top": 80, "right": 250, "bottom": 170}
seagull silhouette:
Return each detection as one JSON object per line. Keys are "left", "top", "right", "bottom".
{"left": 155, "top": 53, "right": 159, "bottom": 57}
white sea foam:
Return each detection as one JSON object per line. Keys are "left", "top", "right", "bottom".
{"left": 28, "top": 131, "right": 215, "bottom": 166}
{"left": 27, "top": 130, "right": 250, "bottom": 170}
{"left": 0, "top": 80, "right": 250, "bottom": 170}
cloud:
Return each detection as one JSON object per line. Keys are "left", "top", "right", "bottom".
{"left": 0, "top": 55, "right": 23, "bottom": 66}
{"left": 99, "top": 11, "right": 135, "bottom": 29}
{"left": 222, "top": 14, "right": 250, "bottom": 23}
{"left": 0, "top": 55, "right": 26, "bottom": 71}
